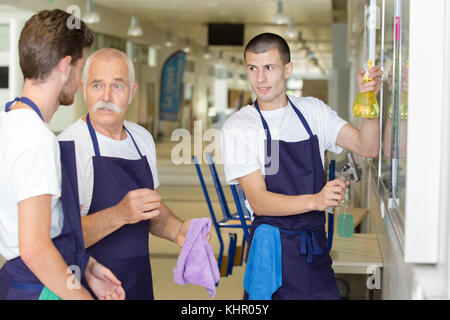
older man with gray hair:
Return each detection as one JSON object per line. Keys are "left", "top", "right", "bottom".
{"left": 58, "top": 48, "right": 192, "bottom": 300}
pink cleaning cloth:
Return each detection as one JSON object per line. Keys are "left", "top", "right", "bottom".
{"left": 173, "top": 218, "right": 220, "bottom": 298}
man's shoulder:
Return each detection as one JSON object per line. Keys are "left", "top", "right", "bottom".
{"left": 290, "top": 96, "right": 326, "bottom": 109}
{"left": 123, "top": 121, "right": 155, "bottom": 144}
{"left": 222, "top": 105, "right": 259, "bottom": 131}
{"left": 1, "top": 110, "right": 55, "bottom": 147}
{"left": 290, "top": 96, "right": 334, "bottom": 120}
{"left": 57, "top": 118, "right": 89, "bottom": 142}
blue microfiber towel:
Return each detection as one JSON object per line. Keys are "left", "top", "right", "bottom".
{"left": 243, "top": 224, "right": 282, "bottom": 300}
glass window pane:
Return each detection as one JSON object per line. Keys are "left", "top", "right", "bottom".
{"left": 382, "top": 0, "right": 409, "bottom": 216}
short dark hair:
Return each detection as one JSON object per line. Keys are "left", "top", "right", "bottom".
{"left": 244, "top": 33, "right": 291, "bottom": 64}
{"left": 19, "top": 9, "right": 94, "bottom": 82}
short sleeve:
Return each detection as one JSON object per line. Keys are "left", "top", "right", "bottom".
{"left": 73, "top": 141, "right": 94, "bottom": 216}
{"left": 147, "top": 134, "right": 160, "bottom": 189}
{"left": 12, "top": 133, "right": 60, "bottom": 203}
{"left": 221, "top": 121, "right": 263, "bottom": 185}
{"left": 317, "top": 99, "right": 348, "bottom": 154}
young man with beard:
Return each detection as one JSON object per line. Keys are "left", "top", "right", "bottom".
{"left": 0, "top": 9, "right": 124, "bottom": 300}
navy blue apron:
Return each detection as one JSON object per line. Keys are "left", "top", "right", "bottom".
{"left": 245, "top": 97, "right": 340, "bottom": 300}
{"left": 83, "top": 113, "right": 154, "bottom": 300}
{"left": 0, "top": 97, "right": 90, "bottom": 300}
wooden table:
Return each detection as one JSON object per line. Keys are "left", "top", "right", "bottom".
{"left": 220, "top": 207, "right": 369, "bottom": 236}
{"left": 325, "top": 207, "right": 369, "bottom": 234}
{"left": 330, "top": 233, "right": 383, "bottom": 274}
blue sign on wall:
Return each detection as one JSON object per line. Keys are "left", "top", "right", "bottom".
{"left": 159, "top": 50, "right": 186, "bottom": 121}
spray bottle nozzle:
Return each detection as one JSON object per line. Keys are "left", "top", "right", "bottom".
{"left": 364, "top": 59, "right": 373, "bottom": 82}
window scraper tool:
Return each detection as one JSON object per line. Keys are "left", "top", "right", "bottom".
{"left": 325, "top": 152, "right": 360, "bottom": 214}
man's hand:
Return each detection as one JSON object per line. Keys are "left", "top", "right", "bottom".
{"left": 175, "top": 220, "right": 212, "bottom": 248}
{"left": 84, "top": 257, "right": 126, "bottom": 300}
{"left": 115, "top": 188, "right": 161, "bottom": 225}
{"left": 312, "top": 179, "right": 349, "bottom": 211}
{"left": 358, "top": 65, "right": 383, "bottom": 95}
{"left": 388, "top": 65, "right": 409, "bottom": 93}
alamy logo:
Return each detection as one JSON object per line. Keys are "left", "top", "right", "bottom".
{"left": 170, "top": 121, "right": 280, "bottom": 176}
{"left": 66, "top": 265, "right": 81, "bottom": 290}
{"left": 66, "top": 5, "right": 81, "bottom": 30}
{"left": 366, "top": 265, "right": 381, "bottom": 290}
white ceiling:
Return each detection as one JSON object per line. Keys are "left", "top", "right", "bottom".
{"left": 93, "top": 0, "right": 337, "bottom": 75}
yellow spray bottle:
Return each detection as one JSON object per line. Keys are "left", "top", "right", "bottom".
{"left": 352, "top": 59, "right": 380, "bottom": 118}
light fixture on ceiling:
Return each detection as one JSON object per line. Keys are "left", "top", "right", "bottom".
{"left": 128, "top": 16, "right": 143, "bottom": 37}
{"left": 82, "top": 0, "right": 101, "bottom": 24}
{"left": 165, "top": 31, "right": 174, "bottom": 47}
{"left": 203, "top": 47, "right": 211, "bottom": 60}
{"left": 272, "top": 1, "right": 290, "bottom": 25}
{"left": 182, "top": 38, "right": 191, "bottom": 53}
{"left": 218, "top": 50, "right": 225, "bottom": 64}
{"left": 285, "top": 18, "right": 299, "bottom": 39}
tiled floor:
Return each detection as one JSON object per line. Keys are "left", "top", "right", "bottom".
{"left": 0, "top": 141, "right": 368, "bottom": 300}
{"left": 152, "top": 141, "right": 368, "bottom": 300}
{"left": 150, "top": 141, "right": 247, "bottom": 299}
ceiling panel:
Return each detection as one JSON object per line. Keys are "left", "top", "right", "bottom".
{"left": 92, "top": 0, "right": 335, "bottom": 75}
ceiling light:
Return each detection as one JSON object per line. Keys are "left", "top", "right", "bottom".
{"left": 182, "top": 38, "right": 191, "bottom": 53}
{"left": 285, "top": 18, "right": 298, "bottom": 39}
{"left": 272, "top": 1, "right": 290, "bottom": 25}
{"left": 218, "top": 51, "right": 225, "bottom": 63}
{"left": 82, "top": 0, "right": 100, "bottom": 24}
{"left": 165, "top": 31, "right": 173, "bottom": 47}
{"left": 128, "top": 16, "right": 143, "bottom": 37}
{"left": 203, "top": 47, "right": 211, "bottom": 60}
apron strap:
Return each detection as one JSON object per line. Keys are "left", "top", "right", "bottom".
{"left": 280, "top": 228, "right": 325, "bottom": 264}
{"left": 253, "top": 99, "right": 272, "bottom": 143}
{"left": 254, "top": 99, "right": 273, "bottom": 158}
{"left": 287, "top": 97, "right": 314, "bottom": 137}
{"left": 124, "top": 126, "right": 144, "bottom": 158}
{"left": 10, "top": 281, "right": 43, "bottom": 292}
{"left": 254, "top": 96, "right": 314, "bottom": 157}
{"left": 5, "top": 97, "right": 44, "bottom": 121}
{"left": 85, "top": 114, "right": 144, "bottom": 158}
{"left": 86, "top": 113, "right": 101, "bottom": 157}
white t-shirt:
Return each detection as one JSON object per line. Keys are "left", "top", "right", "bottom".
{"left": 0, "top": 109, "right": 64, "bottom": 261}
{"left": 221, "top": 96, "right": 348, "bottom": 185}
{"left": 57, "top": 118, "right": 159, "bottom": 216}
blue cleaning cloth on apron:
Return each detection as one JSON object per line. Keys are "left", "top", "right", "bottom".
{"left": 243, "top": 224, "right": 282, "bottom": 300}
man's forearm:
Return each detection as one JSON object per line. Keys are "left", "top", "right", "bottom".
{"left": 149, "top": 202, "right": 182, "bottom": 243}
{"left": 21, "top": 238, "right": 92, "bottom": 299}
{"left": 81, "top": 206, "right": 124, "bottom": 248}
{"left": 249, "top": 191, "right": 316, "bottom": 217}
{"left": 358, "top": 118, "right": 380, "bottom": 157}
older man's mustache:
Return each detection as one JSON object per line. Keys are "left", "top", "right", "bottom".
{"left": 93, "top": 101, "right": 121, "bottom": 114}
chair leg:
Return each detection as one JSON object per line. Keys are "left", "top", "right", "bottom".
{"left": 226, "top": 234, "right": 237, "bottom": 276}
{"left": 239, "top": 236, "right": 246, "bottom": 266}
{"left": 217, "top": 242, "right": 224, "bottom": 278}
